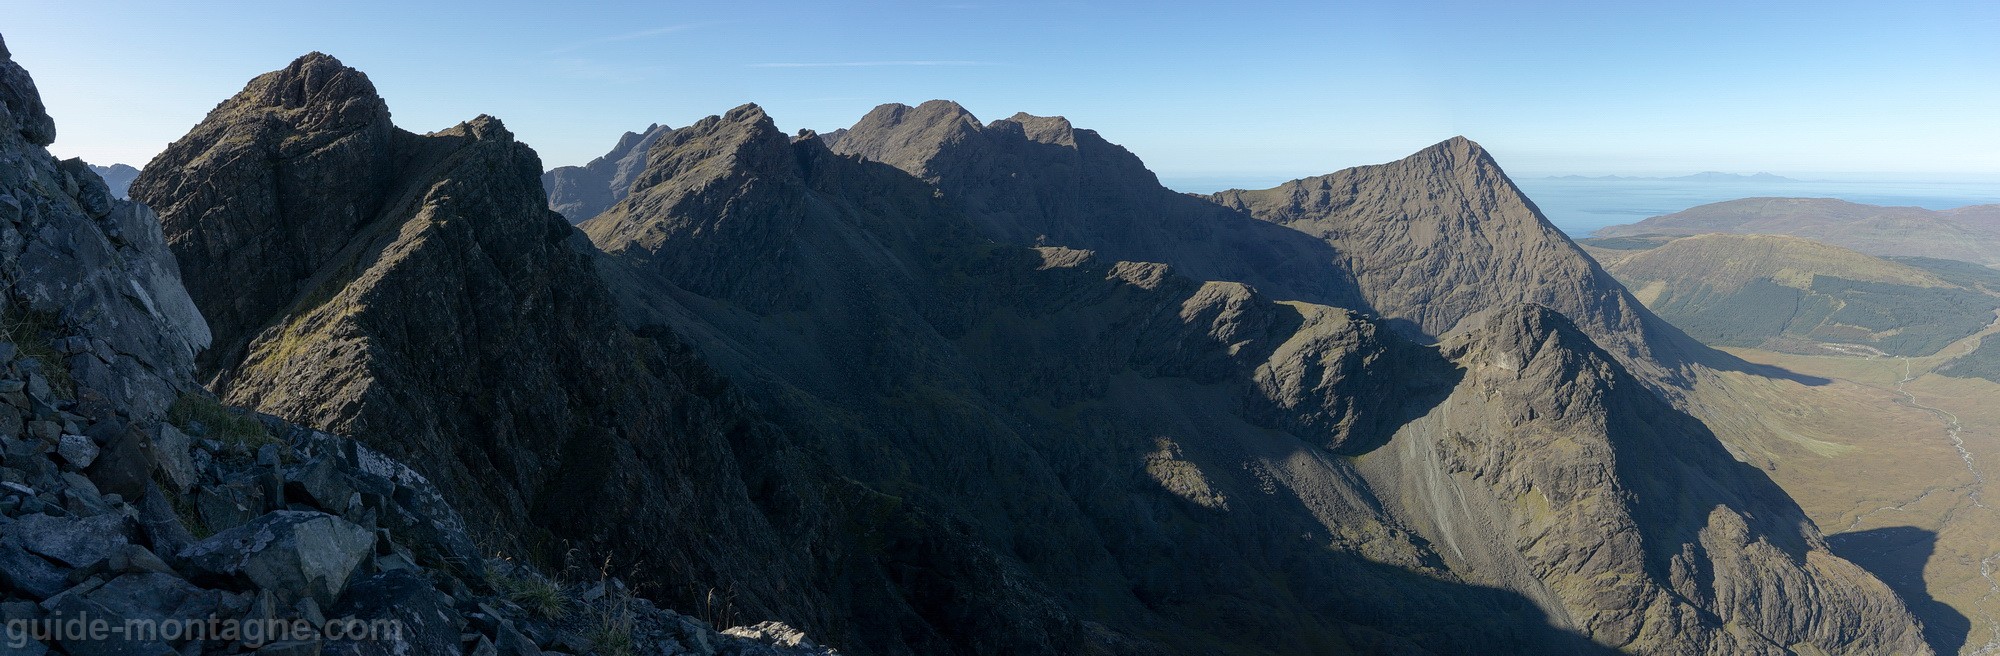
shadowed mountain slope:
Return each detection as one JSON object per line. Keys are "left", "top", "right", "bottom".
{"left": 824, "top": 100, "right": 1370, "bottom": 312}
{"left": 585, "top": 104, "right": 1929, "bottom": 655}
{"left": 828, "top": 103, "right": 1701, "bottom": 390}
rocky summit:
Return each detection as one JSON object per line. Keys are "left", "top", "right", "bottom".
{"left": 1, "top": 31, "right": 1943, "bottom": 656}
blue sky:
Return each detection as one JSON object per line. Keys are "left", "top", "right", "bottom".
{"left": 6, "top": 1, "right": 1997, "bottom": 186}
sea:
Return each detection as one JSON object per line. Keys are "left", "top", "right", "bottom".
{"left": 1161, "top": 175, "right": 2000, "bottom": 237}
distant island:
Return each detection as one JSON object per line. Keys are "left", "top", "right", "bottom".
{"left": 1544, "top": 171, "right": 1798, "bottom": 183}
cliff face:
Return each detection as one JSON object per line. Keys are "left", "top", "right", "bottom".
{"left": 127, "top": 54, "right": 398, "bottom": 377}
{"left": 585, "top": 105, "right": 1929, "bottom": 655}
{"left": 541, "top": 123, "right": 675, "bottom": 223}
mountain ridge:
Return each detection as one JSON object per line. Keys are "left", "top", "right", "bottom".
{"left": 1595, "top": 197, "right": 2000, "bottom": 266}
{"left": 542, "top": 122, "right": 675, "bottom": 223}
{"left": 581, "top": 101, "right": 1931, "bottom": 654}
{"left": 41, "top": 47, "right": 1939, "bottom": 655}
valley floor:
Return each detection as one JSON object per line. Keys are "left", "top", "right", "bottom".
{"left": 1702, "top": 316, "right": 2000, "bottom": 655}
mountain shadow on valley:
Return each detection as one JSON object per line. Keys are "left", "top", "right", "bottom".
{"left": 1827, "top": 526, "right": 1968, "bottom": 655}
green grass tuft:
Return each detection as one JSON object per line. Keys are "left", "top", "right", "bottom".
{"left": 167, "top": 394, "right": 286, "bottom": 454}
{"left": 496, "top": 571, "right": 569, "bottom": 620}
{"left": 1, "top": 308, "right": 76, "bottom": 397}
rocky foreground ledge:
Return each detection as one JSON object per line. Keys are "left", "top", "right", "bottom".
{"left": 0, "top": 349, "right": 836, "bottom": 656}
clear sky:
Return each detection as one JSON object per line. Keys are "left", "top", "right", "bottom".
{"left": 6, "top": 0, "right": 1997, "bottom": 186}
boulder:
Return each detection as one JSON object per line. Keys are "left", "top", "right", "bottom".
{"left": 194, "top": 479, "right": 267, "bottom": 534}
{"left": 0, "top": 537, "right": 67, "bottom": 600}
{"left": 149, "top": 424, "right": 195, "bottom": 493}
{"left": 53, "top": 434, "right": 95, "bottom": 469}
{"left": 8, "top": 512, "right": 131, "bottom": 568}
{"left": 82, "top": 423, "right": 152, "bottom": 499}
{"left": 176, "top": 511, "right": 375, "bottom": 606}
{"left": 722, "top": 621, "right": 823, "bottom": 651}
{"left": 494, "top": 620, "right": 542, "bottom": 656}
{"left": 46, "top": 595, "right": 176, "bottom": 656}
{"left": 321, "top": 570, "right": 463, "bottom": 656}
{"left": 253, "top": 641, "right": 322, "bottom": 656}
{"left": 282, "top": 457, "right": 354, "bottom": 513}
{"left": 132, "top": 484, "right": 195, "bottom": 560}
{"left": 82, "top": 572, "right": 222, "bottom": 648}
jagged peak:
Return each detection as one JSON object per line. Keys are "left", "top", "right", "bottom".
{"left": 856, "top": 99, "right": 978, "bottom": 127}
{"left": 1396, "top": 135, "right": 1497, "bottom": 172}
{"left": 723, "top": 102, "right": 771, "bottom": 125}
{"left": 0, "top": 31, "right": 56, "bottom": 146}
{"left": 244, "top": 51, "right": 385, "bottom": 114}
{"left": 430, "top": 113, "right": 513, "bottom": 142}
{"left": 619, "top": 103, "right": 800, "bottom": 195}
{"left": 0, "top": 32, "right": 11, "bottom": 58}
{"left": 1001, "top": 111, "right": 1071, "bottom": 130}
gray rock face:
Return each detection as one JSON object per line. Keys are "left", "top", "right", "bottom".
{"left": 177, "top": 510, "right": 376, "bottom": 605}
{"left": 319, "top": 569, "right": 462, "bottom": 656}
{"left": 0, "top": 36, "right": 55, "bottom": 146}
{"left": 541, "top": 123, "right": 673, "bottom": 223}
{"left": 0, "top": 36, "right": 208, "bottom": 422}
{"left": 150, "top": 423, "right": 195, "bottom": 492}
{"left": 126, "top": 51, "right": 392, "bottom": 379}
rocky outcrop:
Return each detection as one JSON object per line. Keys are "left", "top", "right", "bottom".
{"left": 542, "top": 123, "right": 674, "bottom": 223}
{"left": 128, "top": 53, "right": 398, "bottom": 376}
{"left": 0, "top": 35, "right": 208, "bottom": 423}
{"left": 1, "top": 361, "right": 838, "bottom": 656}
